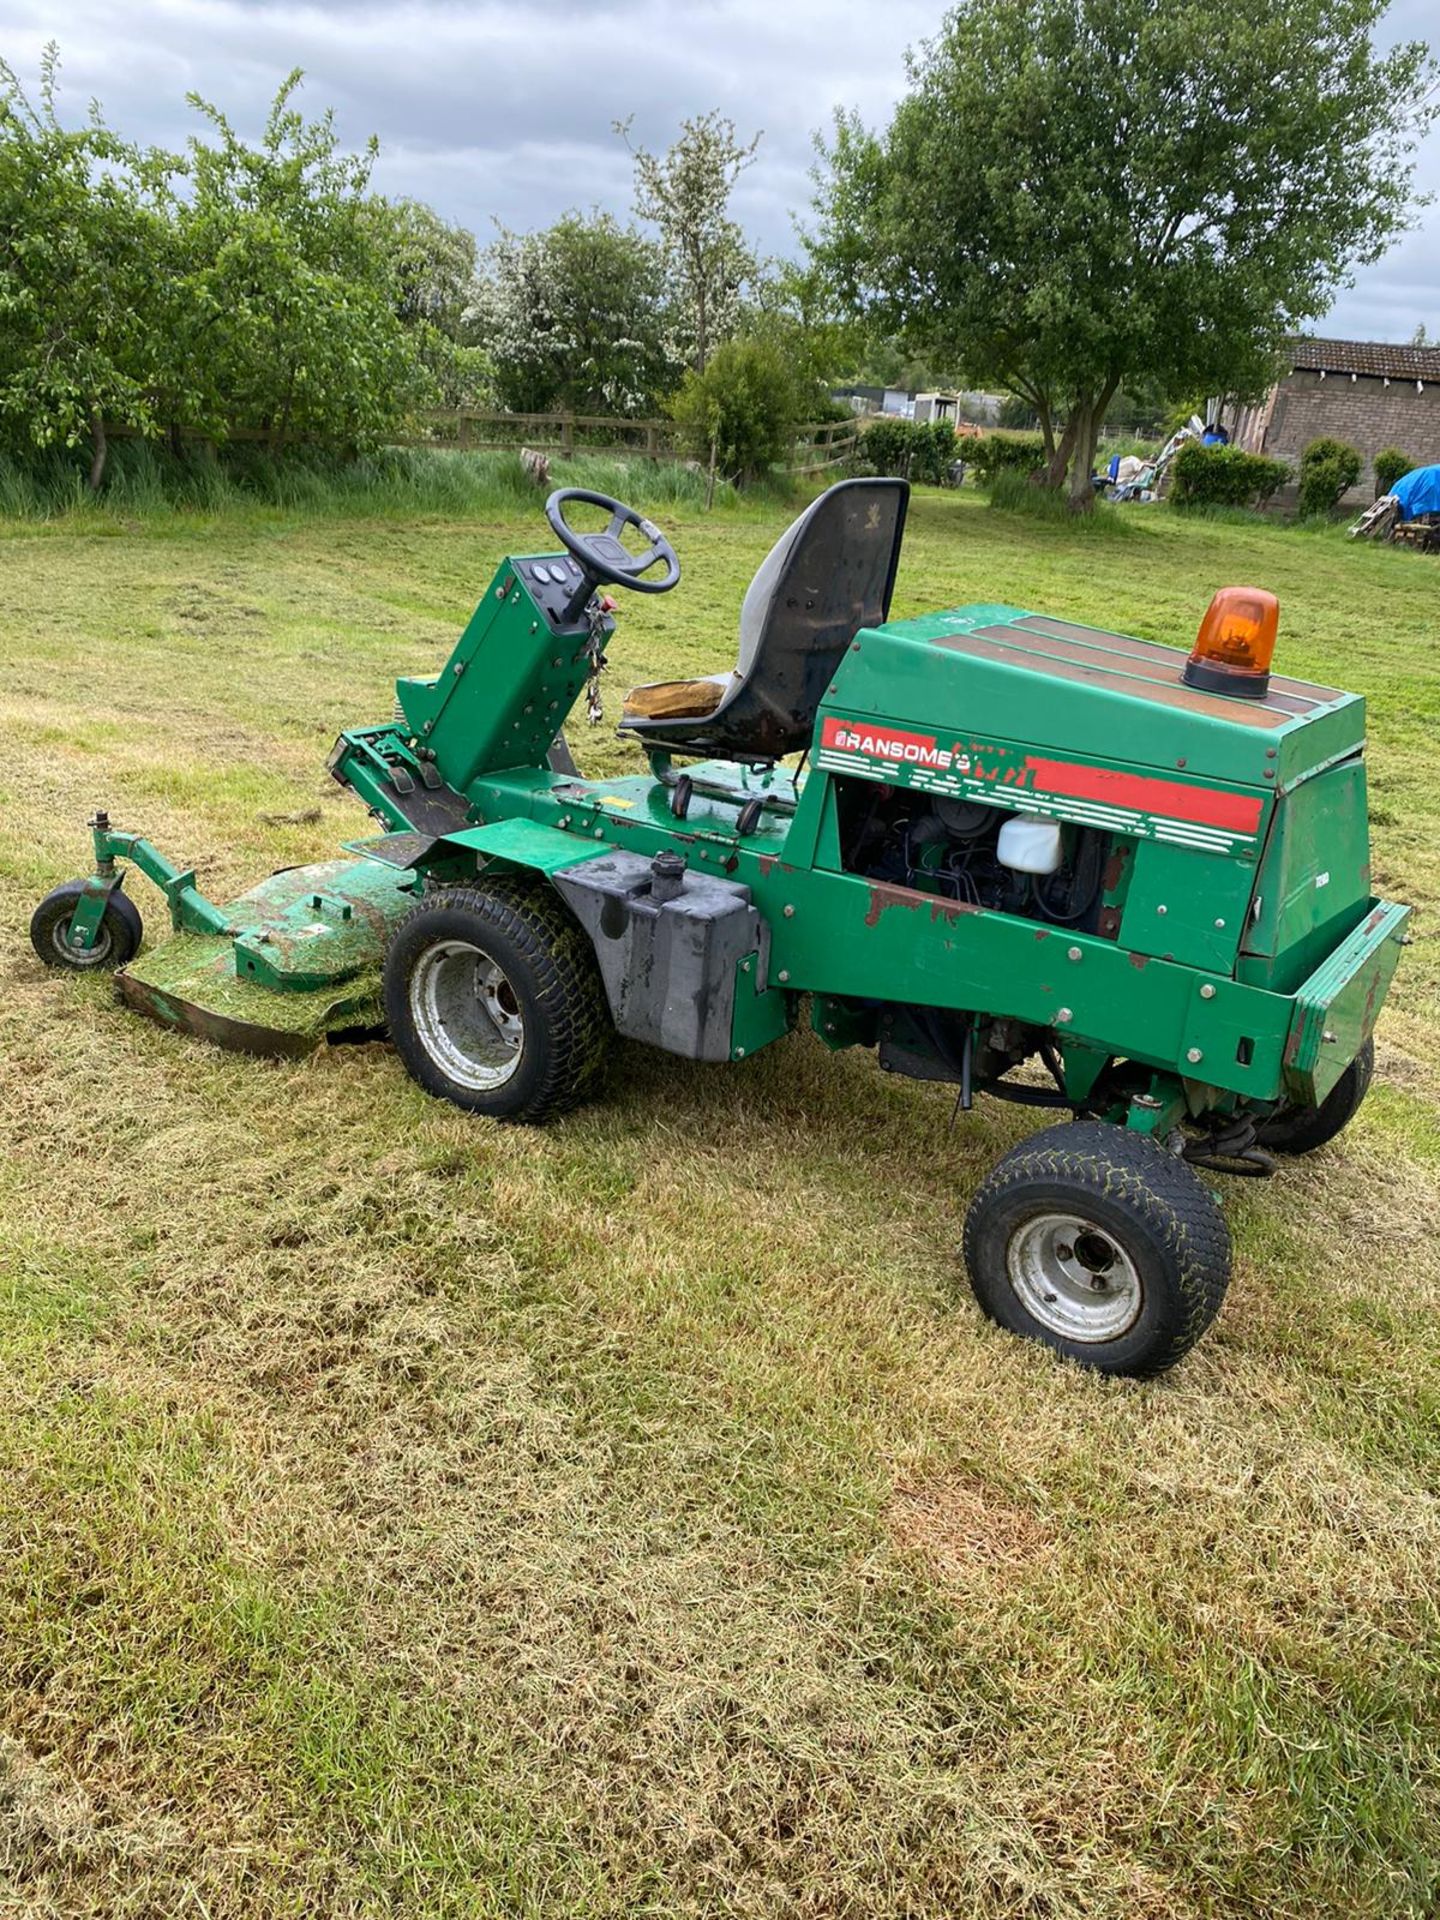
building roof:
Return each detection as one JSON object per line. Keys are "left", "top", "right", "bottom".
{"left": 1287, "top": 336, "right": 1440, "bottom": 381}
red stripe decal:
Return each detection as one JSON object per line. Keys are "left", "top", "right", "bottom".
{"left": 1024, "top": 758, "right": 1263, "bottom": 833}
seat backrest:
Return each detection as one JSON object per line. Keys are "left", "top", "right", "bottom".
{"left": 617, "top": 476, "right": 909, "bottom": 763}
{"left": 728, "top": 477, "right": 908, "bottom": 755}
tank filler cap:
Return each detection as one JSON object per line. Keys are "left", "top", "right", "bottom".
{"left": 650, "top": 849, "right": 687, "bottom": 903}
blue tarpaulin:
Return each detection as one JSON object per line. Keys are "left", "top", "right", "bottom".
{"left": 1391, "top": 464, "right": 1440, "bottom": 520}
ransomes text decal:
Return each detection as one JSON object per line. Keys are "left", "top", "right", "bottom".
{"left": 817, "top": 716, "right": 1263, "bottom": 855}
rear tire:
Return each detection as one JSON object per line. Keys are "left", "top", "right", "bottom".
{"left": 30, "top": 880, "right": 143, "bottom": 972}
{"left": 383, "top": 879, "right": 609, "bottom": 1123}
{"left": 1256, "top": 1040, "right": 1373, "bottom": 1155}
{"left": 962, "top": 1121, "right": 1231, "bottom": 1377}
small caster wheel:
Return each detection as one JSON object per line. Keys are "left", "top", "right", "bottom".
{"left": 670, "top": 775, "right": 694, "bottom": 820}
{"left": 736, "top": 796, "right": 765, "bottom": 836}
{"left": 30, "top": 880, "right": 144, "bottom": 972}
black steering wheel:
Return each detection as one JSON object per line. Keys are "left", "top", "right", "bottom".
{"left": 545, "top": 488, "right": 681, "bottom": 597}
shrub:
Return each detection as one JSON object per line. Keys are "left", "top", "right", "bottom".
{"left": 1297, "top": 436, "right": 1363, "bottom": 516}
{"left": 1169, "top": 443, "right": 1290, "bottom": 510}
{"left": 1373, "top": 446, "right": 1415, "bottom": 498}
{"left": 967, "top": 431, "right": 1048, "bottom": 486}
{"left": 860, "top": 415, "right": 959, "bottom": 485}
{"left": 670, "top": 338, "right": 800, "bottom": 485}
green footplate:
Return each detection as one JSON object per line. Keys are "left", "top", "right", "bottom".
{"left": 116, "top": 857, "right": 418, "bottom": 1057}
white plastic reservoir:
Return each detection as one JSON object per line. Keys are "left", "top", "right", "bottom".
{"left": 996, "top": 816, "right": 1064, "bottom": 875}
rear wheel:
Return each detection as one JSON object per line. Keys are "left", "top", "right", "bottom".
{"left": 963, "top": 1121, "right": 1231, "bottom": 1377}
{"left": 30, "top": 880, "right": 143, "bottom": 972}
{"left": 1256, "top": 1040, "right": 1373, "bottom": 1155}
{"left": 383, "top": 880, "right": 609, "bottom": 1122}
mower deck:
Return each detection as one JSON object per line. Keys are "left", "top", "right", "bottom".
{"left": 116, "top": 857, "right": 416, "bottom": 1056}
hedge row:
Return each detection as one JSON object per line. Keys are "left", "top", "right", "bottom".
{"left": 859, "top": 416, "right": 960, "bottom": 485}
{"left": 1169, "top": 444, "right": 1290, "bottom": 510}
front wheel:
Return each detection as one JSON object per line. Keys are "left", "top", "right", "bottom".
{"left": 962, "top": 1121, "right": 1232, "bottom": 1377}
{"left": 30, "top": 880, "right": 143, "bottom": 972}
{"left": 383, "top": 880, "right": 609, "bottom": 1123}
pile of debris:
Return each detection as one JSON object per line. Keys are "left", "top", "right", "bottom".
{"left": 1349, "top": 463, "right": 1440, "bottom": 551}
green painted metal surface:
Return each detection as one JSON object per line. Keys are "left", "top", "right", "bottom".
{"left": 729, "top": 950, "right": 793, "bottom": 1061}
{"left": 1282, "top": 899, "right": 1410, "bottom": 1103}
{"left": 117, "top": 858, "right": 416, "bottom": 1053}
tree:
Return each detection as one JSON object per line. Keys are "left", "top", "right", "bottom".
{"left": 470, "top": 212, "right": 676, "bottom": 415}
{"left": 671, "top": 336, "right": 801, "bottom": 484}
{"left": 168, "top": 74, "right": 425, "bottom": 453}
{"left": 369, "top": 197, "right": 488, "bottom": 404}
{"left": 0, "top": 46, "right": 171, "bottom": 486}
{"left": 619, "top": 110, "right": 760, "bottom": 372}
{"left": 814, "top": 0, "right": 1436, "bottom": 509}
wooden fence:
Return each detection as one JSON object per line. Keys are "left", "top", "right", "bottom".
{"left": 102, "top": 409, "right": 862, "bottom": 477}
{"left": 401, "top": 409, "right": 860, "bottom": 476}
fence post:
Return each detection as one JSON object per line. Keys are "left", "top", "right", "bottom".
{"left": 561, "top": 415, "right": 575, "bottom": 458}
{"left": 645, "top": 423, "right": 659, "bottom": 461}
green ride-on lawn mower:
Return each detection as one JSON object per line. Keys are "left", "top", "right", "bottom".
{"left": 32, "top": 479, "right": 1411, "bottom": 1376}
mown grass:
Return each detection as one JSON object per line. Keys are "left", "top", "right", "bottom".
{"left": 0, "top": 486, "right": 1437, "bottom": 1917}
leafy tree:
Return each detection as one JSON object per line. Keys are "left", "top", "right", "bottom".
{"left": 168, "top": 74, "right": 424, "bottom": 453}
{"left": 369, "top": 197, "right": 488, "bottom": 405}
{"left": 619, "top": 110, "right": 760, "bottom": 372}
{"left": 1373, "top": 446, "right": 1415, "bottom": 496}
{"left": 0, "top": 46, "right": 170, "bottom": 486}
{"left": 813, "top": 0, "right": 1436, "bottom": 510}
{"left": 1298, "top": 435, "right": 1363, "bottom": 515}
{"left": 470, "top": 212, "right": 676, "bottom": 415}
{"left": 671, "top": 336, "right": 799, "bottom": 483}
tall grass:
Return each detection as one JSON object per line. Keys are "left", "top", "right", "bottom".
{"left": 984, "top": 464, "right": 1133, "bottom": 533}
{"left": 0, "top": 440, "right": 746, "bottom": 525}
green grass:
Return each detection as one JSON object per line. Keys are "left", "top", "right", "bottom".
{"left": 0, "top": 487, "right": 1437, "bottom": 1917}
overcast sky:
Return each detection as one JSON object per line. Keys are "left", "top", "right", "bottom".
{"left": 4, "top": 0, "right": 1437, "bottom": 343}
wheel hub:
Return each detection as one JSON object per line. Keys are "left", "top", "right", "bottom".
{"left": 409, "top": 939, "right": 524, "bottom": 1091}
{"left": 1005, "top": 1212, "right": 1143, "bottom": 1342}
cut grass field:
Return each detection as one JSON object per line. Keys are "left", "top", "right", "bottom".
{"left": 1, "top": 478, "right": 1437, "bottom": 1918}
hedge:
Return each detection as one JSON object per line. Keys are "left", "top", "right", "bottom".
{"left": 1298, "top": 437, "right": 1362, "bottom": 517}
{"left": 1373, "top": 446, "right": 1415, "bottom": 498}
{"left": 860, "top": 416, "right": 959, "bottom": 486}
{"left": 965, "top": 432, "right": 1048, "bottom": 485}
{"left": 1169, "top": 443, "right": 1290, "bottom": 510}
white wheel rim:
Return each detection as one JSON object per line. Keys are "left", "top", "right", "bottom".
{"left": 408, "top": 939, "right": 524, "bottom": 1092}
{"left": 1005, "top": 1211, "right": 1143, "bottom": 1343}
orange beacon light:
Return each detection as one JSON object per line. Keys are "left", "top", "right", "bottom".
{"left": 1182, "top": 587, "right": 1279, "bottom": 700}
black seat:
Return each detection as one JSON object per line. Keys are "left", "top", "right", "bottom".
{"left": 619, "top": 477, "right": 909, "bottom": 763}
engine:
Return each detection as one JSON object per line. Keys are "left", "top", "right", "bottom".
{"left": 835, "top": 779, "right": 1108, "bottom": 933}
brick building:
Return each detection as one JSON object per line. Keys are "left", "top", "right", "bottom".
{"left": 1226, "top": 337, "right": 1440, "bottom": 502}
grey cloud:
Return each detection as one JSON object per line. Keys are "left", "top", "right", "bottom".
{"left": 3, "top": 0, "right": 1435, "bottom": 337}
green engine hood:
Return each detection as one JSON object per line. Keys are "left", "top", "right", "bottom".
{"left": 822, "top": 603, "right": 1362, "bottom": 793}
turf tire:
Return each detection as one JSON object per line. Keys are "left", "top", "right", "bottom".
{"left": 1255, "top": 1039, "right": 1373, "bottom": 1155}
{"left": 962, "top": 1120, "right": 1232, "bottom": 1378}
{"left": 30, "top": 880, "right": 143, "bottom": 972}
{"left": 384, "top": 879, "right": 609, "bottom": 1123}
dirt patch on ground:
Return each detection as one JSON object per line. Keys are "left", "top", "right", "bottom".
{"left": 888, "top": 1476, "right": 1049, "bottom": 1590}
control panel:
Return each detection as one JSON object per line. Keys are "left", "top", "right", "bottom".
{"left": 515, "top": 552, "right": 591, "bottom": 629}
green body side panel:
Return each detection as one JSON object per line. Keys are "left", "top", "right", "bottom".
{"left": 117, "top": 858, "right": 416, "bottom": 1053}
{"left": 729, "top": 951, "right": 793, "bottom": 1061}
{"left": 444, "top": 819, "right": 616, "bottom": 876}
{"left": 1240, "top": 756, "right": 1372, "bottom": 993}
{"left": 1282, "top": 899, "right": 1411, "bottom": 1103}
